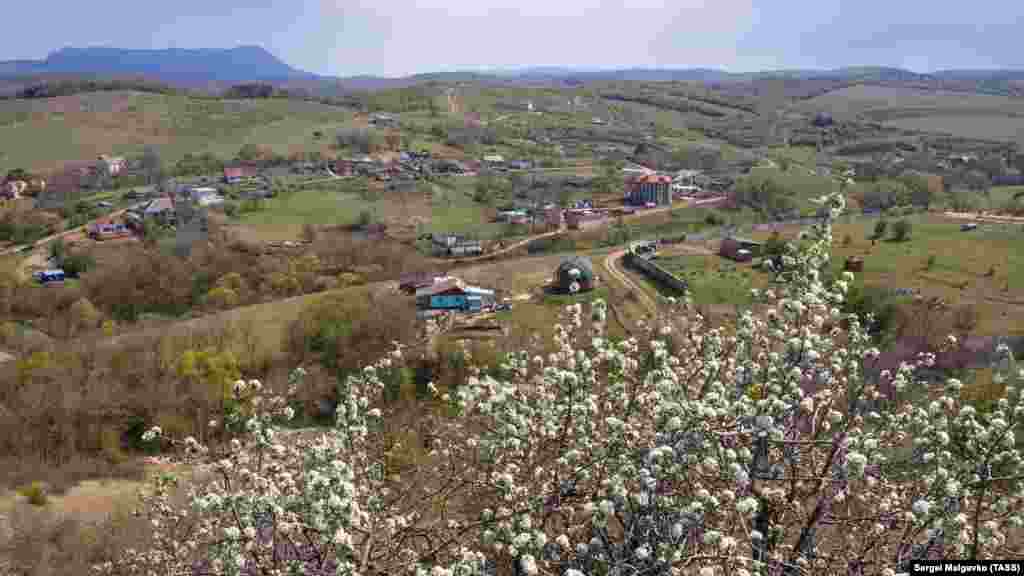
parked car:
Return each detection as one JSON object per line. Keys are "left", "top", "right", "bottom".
{"left": 97, "top": 201, "right": 113, "bottom": 208}
{"left": 33, "top": 269, "right": 66, "bottom": 284}
{"left": 494, "top": 303, "right": 513, "bottom": 312}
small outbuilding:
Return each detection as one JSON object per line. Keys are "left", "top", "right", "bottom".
{"left": 844, "top": 256, "right": 864, "bottom": 272}
{"left": 554, "top": 256, "right": 596, "bottom": 294}
{"left": 719, "top": 237, "right": 762, "bottom": 262}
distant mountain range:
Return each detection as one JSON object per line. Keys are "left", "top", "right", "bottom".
{"left": 0, "top": 46, "right": 315, "bottom": 84}
{"left": 2, "top": 46, "right": 1024, "bottom": 94}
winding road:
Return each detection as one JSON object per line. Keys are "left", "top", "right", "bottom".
{"left": 604, "top": 249, "right": 659, "bottom": 314}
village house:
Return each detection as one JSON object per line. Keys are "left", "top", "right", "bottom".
{"left": 482, "top": 154, "right": 505, "bottom": 168}
{"left": 621, "top": 162, "right": 654, "bottom": 178}
{"left": 506, "top": 159, "right": 533, "bottom": 171}
{"left": 196, "top": 192, "right": 225, "bottom": 207}
{"left": 88, "top": 220, "right": 133, "bottom": 241}
{"left": 431, "top": 233, "right": 483, "bottom": 257}
{"left": 415, "top": 278, "right": 496, "bottom": 313}
{"left": 188, "top": 186, "right": 220, "bottom": 202}
{"left": 368, "top": 112, "right": 396, "bottom": 126}
{"left": 224, "top": 165, "right": 260, "bottom": 184}
{"left": 433, "top": 159, "right": 470, "bottom": 175}
{"left": 135, "top": 196, "right": 177, "bottom": 225}
{"left": 496, "top": 209, "right": 529, "bottom": 224}
{"left": 399, "top": 272, "right": 448, "bottom": 294}
{"left": 98, "top": 155, "right": 127, "bottom": 177}
{"left": 565, "top": 209, "right": 607, "bottom": 230}
{"left": 626, "top": 173, "right": 673, "bottom": 206}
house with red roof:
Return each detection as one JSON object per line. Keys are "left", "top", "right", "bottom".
{"left": 625, "top": 173, "right": 673, "bottom": 206}
{"left": 223, "top": 165, "right": 260, "bottom": 184}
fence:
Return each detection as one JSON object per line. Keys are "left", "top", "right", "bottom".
{"left": 625, "top": 252, "right": 688, "bottom": 294}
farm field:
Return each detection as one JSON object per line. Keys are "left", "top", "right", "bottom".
{"left": 744, "top": 164, "right": 844, "bottom": 211}
{"left": 0, "top": 91, "right": 353, "bottom": 173}
{"left": 884, "top": 115, "right": 1024, "bottom": 142}
{"left": 800, "top": 85, "right": 1024, "bottom": 141}
{"left": 642, "top": 251, "right": 769, "bottom": 307}
{"left": 234, "top": 188, "right": 375, "bottom": 240}
{"left": 750, "top": 213, "right": 1024, "bottom": 337}
{"left": 801, "top": 84, "right": 1024, "bottom": 117}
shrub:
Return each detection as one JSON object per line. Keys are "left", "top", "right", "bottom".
{"left": 62, "top": 252, "right": 95, "bottom": 278}
{"left": 842, "top": 233, "right": 853, "bottom": 246}
{"left": 925, "top": 254, "right": 936, "bottom": 270}
{"left": 68, "top": 297, "right": 102, "bottom": 333}
{"left": 17, "top": 481, "right": 48, "bottom": 506}
{"left": 890, "top": 218, "right": 912, "bottom": 241}
{"left": 704, "top": 210, "right": 725, "bottom": 226}
{"left": 358, "top": 209, "right": 374, "bottom": 228}
{"left": 872, "top": 218, "right": 888, "bottom": 239}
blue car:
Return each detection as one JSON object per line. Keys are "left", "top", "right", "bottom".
{"left": 33, "top": 269, "right": 66, "bottom": 285}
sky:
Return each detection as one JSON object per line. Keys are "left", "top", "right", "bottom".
{"left": 1, "top": 0, "right": 1022, "bottom": 77}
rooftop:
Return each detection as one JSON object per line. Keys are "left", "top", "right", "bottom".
{"left": 633, "top": 173, "right": 673, "bottom": 184}
{"left": 415, "top": 278, "right": 466, "bottom": 297}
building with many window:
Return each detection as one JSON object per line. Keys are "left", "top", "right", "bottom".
{"left": 625, "top": 173, "right": 673, "bottom": 206}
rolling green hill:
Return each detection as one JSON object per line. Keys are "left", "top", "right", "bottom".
{"left": 0, "top": 91, "right": 354, "bottom": 173}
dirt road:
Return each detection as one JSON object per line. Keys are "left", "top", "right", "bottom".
{"left": 604, "top": 249, "right": 658, "bottom": 315}
{"left": 942, "top": 211, "right": 1024, "bottom": 225}
{"left": 438, "top": 229, "right": 566, "bottom": 266}
{"left": 0, "top": 209, "right": 128, "bottom": 257}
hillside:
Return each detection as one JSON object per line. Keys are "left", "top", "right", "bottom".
{"left": 0, "top": 91, "right": 352, "bottom": 173}
{"left": 798, "top": 84, "right": 1024, "bottom": 142}
{"left": 4, "top": 46, "right": 1024, "bottom": 98}
{"left": 0, "top": 46, "right": 315, "bottom": 85}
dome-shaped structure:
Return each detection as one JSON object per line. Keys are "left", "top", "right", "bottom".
{"left": 812, "top": 112, "right": 834, "bottom": 128}
{"left": 554, "top": 256, "right": 595, "bottom": 294}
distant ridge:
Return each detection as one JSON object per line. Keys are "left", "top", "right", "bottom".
{"left": 0, "top": 45, "right": 316, "bottom": 85}
{"left": 2, "top": 47, "right": 1024, "bottom": 94}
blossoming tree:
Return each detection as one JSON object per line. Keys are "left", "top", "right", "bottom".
{"left": 98, "top": 192, "right": 1024, "bottom": 576}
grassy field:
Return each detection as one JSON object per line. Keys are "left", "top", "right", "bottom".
{"left": 0, "top": 91, "right": 354, "bottom": 173}
{"left": 236, "top": 187, "right": 374, "bottom": 240}
{"left": 884, "top": 115, "right": 1024, "bottom": 143}
{"left": 988, "top": 186, "right": 1024, "bottom": 211}
{"left": 750, "top": 213, "right": 1024, "bottom": 336}
{"left": 799, "top": 84, "right": 1024, "bottom": 140}
{"left": 645, "top": 252, "right": 768, "bottom": 307}
{"left": 232, "top": 175, "right": 544, "bottom": 243}
{"left": 801, "top": 85, "right": 1024, "bottom": 117}
{"left": 744, "top": 164, "right": 843, "bottom": 211}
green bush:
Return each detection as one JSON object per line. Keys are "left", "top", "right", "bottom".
{"left": 890, "top": 219, "right": 912, "bottom": 242}
{"left": 704, "top": 211, "right": 725, "bottom": 226}
{"left": 872, "top": 219, "right": 888, "bottom": 240}
{"left": 62, "top": 253, "right": 95, "bottom": 278}
{"left": 17, "top": 481, "right": 48, "bottom": 506}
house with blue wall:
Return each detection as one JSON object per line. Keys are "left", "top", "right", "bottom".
{"left": 415, "top": 278, "right": 495, "bottom": 312}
